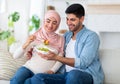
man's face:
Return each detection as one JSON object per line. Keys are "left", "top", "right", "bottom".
{"left": 66, "top": 14, "right": 83, "bottom": 32}
{"left": 44, "top": 17, "right": 58, "bottom": 33}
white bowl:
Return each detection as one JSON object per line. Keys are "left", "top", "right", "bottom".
{"left": 35, "top": 45, "right": 58, "bottom": 54}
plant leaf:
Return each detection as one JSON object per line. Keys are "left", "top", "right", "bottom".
{"left": 0, "top": 31, "right": 11, "bottom": 40}
{"left": 7, "top": 36, "right": 16, "bottom": 46}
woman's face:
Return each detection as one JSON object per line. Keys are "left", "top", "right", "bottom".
{"left": 44, "top": 17, "right": 58, "bottom": 33}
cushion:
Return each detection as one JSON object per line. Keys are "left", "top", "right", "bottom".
{"left": 0, "top": 40, "right": 8, "bottom": 51}
{"left": 9, "top": 41, "right": 22, "bottom": 55}
{"left": 0, "top": 48, "right": 27, "bottom": 80}
{"left": 100, "top": 49, "right": 120, "bottom": 84}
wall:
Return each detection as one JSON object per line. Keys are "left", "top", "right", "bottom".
{"left": 30, "top": 0, "right": 46, "bottom": 25}
{"left": 0, "top": 0, "right": 30, "bottom": 43}
{"left": 86, "top": 1, "right": 120, "bottom": 50}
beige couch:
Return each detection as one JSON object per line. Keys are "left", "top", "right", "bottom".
{"left": 0, "top": 41, "right": 27, "bottom": 84}
{"left": 0, "top": 80, "right": 9, "bottom": 84}
{"left": 0, "top": 41, "right": 120, "bottom": 84}
{"left": 100, "top": 49, "right": 120, "bottom": 84}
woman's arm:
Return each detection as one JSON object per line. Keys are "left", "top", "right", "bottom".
{"left": 22, "top": 35, "right": 36, "bottom": 49}
{"left": 13, "top": 35, "right": 35, "bottom": 59}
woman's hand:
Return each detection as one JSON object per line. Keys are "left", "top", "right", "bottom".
{"left": 23, "top": 35, "right": 36, "bottom": 49}
{"left": 44, "top": 70, "right": 55, "bottom": 74}
{"left": 26, "top": 48, "right": 33, "bottom": 60}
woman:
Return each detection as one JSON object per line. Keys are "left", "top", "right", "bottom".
{"left": 10, "top": 10, "right": 64, "bottom": 84}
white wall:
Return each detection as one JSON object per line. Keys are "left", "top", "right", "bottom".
{"left": 30, "top": 0, "right": 46, "bottom": 25}
{"left": 0, "top": 0, "right": 30, "bottom": 43}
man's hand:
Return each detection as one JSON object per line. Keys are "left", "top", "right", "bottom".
{"left": 38, "top": 51, "right": 75, "bottom": 67}
{"left": 38, "top": 51, "right": 57, "bottom": 60}
{"left": 23, "top": 35, "right": 36, "bottom": 49}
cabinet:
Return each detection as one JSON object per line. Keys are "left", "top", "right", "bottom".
{"left": 86, "top": 3, "right": 120, "bottom": 32}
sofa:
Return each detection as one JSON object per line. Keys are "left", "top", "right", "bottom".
{"left": 0, "top": 41, "right": 28, "bottom": 84}
{"left": 0, "top": 40, "right": 120, "bottom": 84}
{"left": 99, "top": 49, "right": 120, "bottom": 84}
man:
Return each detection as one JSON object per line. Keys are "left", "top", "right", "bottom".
{"left": 26, "top": 3, "right": 104, "bottom": 84}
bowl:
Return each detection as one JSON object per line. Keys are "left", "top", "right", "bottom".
{"left": 35, "top": 45, "right": 58, "bottom": 54}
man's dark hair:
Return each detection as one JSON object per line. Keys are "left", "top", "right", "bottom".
{"left": 65, "top": 4, "right": 85, "bottom": 18}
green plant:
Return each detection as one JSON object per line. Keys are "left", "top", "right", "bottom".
{"left": 29, "top": 15, "right": 40, "bottom": 32}
{"left": 0, "top": 30, "right": 11, "bottom": 40}
{"left": 8, "top": 12, "right": 20, "bottom": 28}
{"left": 0, "top": 30, "right": 16, "bottom": 46}
{"left": 0, "top": 11, "right": 20, "bottom": 46}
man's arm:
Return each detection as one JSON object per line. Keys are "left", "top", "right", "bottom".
{"left": 55, "top": 56, "right": 75, "bottom": 67}
{"left": 39, "top": 52, "right": 75, "bottom": 67}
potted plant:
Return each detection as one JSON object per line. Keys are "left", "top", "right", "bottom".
{"left": 28, "top": 15, "right": 40, "bottom": 34}
{"left": 0, "top": 11, "right": 20, "bottom": 46}
{"left": 8, "top": 11, "right": 20, "bottom": 46}
{"left": 8, "top": 11, "right": 20, "bottom": 28}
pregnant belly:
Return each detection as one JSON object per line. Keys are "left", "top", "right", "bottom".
{"left": 24, "top": 55, "right": 56, "bottom": 74}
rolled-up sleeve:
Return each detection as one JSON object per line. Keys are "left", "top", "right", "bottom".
{"left": 74, "top": 33, "right": 100, "bottom": 69}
